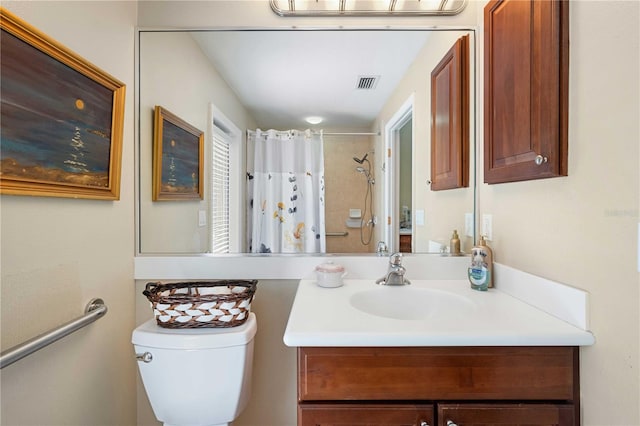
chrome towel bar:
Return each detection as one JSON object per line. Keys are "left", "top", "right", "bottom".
{"left": 326, "top": 231, "right": 349, "bottom": 237}
{"left": 0, "top": 298, "right": 107, "bottom": 369}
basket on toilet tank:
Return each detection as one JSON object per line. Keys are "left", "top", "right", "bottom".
{"left": 143, "top": 280, "right": 257, "bottom": 329}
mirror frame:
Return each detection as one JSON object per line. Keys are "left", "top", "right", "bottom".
{"left": 134, "top": 25, "right": 478, "bottom": 258}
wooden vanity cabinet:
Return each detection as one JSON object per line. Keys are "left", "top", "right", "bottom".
{"left": 297, "top": 346, "right": 579, "bottom": 426}
{"left": 483, "top": 0, "right": 569, "bottom": 184}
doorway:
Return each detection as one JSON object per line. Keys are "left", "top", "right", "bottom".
{"left": 383, "top": 95, "right": 414, "bottom": 253}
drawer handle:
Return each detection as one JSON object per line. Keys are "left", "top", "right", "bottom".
{"left": 535, "top": 154, "right": 548, "bottom": 165}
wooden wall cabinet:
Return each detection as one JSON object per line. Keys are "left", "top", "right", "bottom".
{"left": 297, "top": 346, "right": 579, "bottom": 426}
{"left": 484, "top": 0, "right": 569, "bottom": 184}
{"left": 430, "top": 35, "right": 469, "bottom": 191}
{"left": 399, "top": 234, "right": 412, "bottom": 253}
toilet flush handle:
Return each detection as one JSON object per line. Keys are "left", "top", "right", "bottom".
{"left": 136, "top": 352, "right": 153, "bottom": 363}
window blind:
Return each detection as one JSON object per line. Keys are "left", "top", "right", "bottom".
{"left": 210, "top": 126, "right": 231, "bottom": 253}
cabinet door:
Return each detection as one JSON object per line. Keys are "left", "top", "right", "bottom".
{"left": 299, "top": 403, "right": 434, "bottom": 426}
{"left": 438, "top": 403, "right": 575, "bottom": 426}
{"left": 484, "top": 0, "right": 569, "bottom": 184}
{"left": 430, "top": 34, "right": 469, "bottom": 191}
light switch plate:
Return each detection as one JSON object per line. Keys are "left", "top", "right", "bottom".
{"left": 482, "top": 214, "right": 493, "bottom": 240}
{"left": 198, "top": 210, "right": 207, "bottom": 227}
{"left": 416, "top": 210, "right": 425, "bottom": 226}
{"left": 465, "top": 212, "right": 473, "bottom": 237}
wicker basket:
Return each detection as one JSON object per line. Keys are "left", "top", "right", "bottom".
{"left": 143, "top": 280, "right": 257, "bottom": 329}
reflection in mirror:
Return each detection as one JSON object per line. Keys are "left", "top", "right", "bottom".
{"left": 138, "top": 29, "right": 475, "bottom": 255}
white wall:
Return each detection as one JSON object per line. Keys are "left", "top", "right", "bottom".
{"left": 0, "top": 1, "right": 137, "bottom": 425}
{"left": 476, "top": 0, "right": 640, "bottom": 424}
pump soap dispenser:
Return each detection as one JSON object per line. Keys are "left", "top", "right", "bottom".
{"left": 468, "top": 236, "right": 494, "bottom": 291}
{"left": 450, "top": 230, "right": 461, "bottom": 255}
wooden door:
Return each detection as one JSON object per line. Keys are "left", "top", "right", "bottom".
{"left": 299, "top": 403, "right": 434, "bottom": 426}
{"left": 484, "top": 0, "right": 569, "bottom": 183}
{"left": 438, "top": 403, "right": 575, "bottom": 426}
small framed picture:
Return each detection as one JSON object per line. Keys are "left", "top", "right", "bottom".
{"left": 152, "top": 106, "right": 204, "bottom": 201}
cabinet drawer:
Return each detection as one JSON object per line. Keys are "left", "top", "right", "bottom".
{"left": 299, "top": 403, "right": 434, "bottom": 426}
{"left": 298, "top": 347, "right": 577, "bottom": 401}
{"left": 438, "top": 403, "right": 574, "bottom": 426}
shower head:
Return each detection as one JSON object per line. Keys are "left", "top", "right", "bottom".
{"left": 353, "top": 153, "right": 368, "bottom": 164}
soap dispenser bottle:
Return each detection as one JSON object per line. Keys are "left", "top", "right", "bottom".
{"left": 450, "top": 230, "right": 461, "bottom": 255}
{"left": 468, "top": 236, "right": 494, "bottom": 291}
{"left": 479, "top": 236, "right": 494, "bottom": 288}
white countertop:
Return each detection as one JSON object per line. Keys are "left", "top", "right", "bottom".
{"left": 283, "top": 279, "right": 595, "bottom": 347}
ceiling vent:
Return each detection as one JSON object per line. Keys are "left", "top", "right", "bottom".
{"left": 356, "top": 75, "right": 380, "bottom": 90}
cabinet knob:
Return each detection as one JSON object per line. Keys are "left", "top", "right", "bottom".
{"left": 535, "top": 154, "right": 548, "bottom": 165}
{"left": 446, "top": 421, "right": 458, "bottom": 426}
{"left": 420, "top": 422, "right": 430, "bottom": 426}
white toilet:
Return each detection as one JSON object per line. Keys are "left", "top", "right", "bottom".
{"left": 132, "top": 313, "right": 257, "bottom": 426}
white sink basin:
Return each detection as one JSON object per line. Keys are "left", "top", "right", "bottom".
{"left": 350, "top": 286, "right": 476, "bottom": 320}
{"left": 283, "top": 278, "right": 595, "bottom": 347}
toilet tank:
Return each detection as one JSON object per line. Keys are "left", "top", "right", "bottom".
{"left": 132, "top": 313, "right": 257, "bottom": 426}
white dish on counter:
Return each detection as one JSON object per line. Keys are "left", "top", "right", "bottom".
{"left": 283, "top": 279, "right": 595, "bottom": 347}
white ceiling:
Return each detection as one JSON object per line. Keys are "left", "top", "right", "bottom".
{"left": 191, "top": 30, "right": 432, "bottom": 130}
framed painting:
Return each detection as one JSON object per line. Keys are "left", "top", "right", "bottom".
{"left": 152, "top": 106, "right": 204, "bottom": 201}
{"left": 0, "top": 8, "right": 125, "bottom": 200}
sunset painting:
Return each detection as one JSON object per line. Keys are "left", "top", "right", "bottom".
{"left": 1, "top": 30, "right": 113, "bottom": 187}
{"left": 0, "top": 9, "right": 125, "bottom": 200}
{"left": 152, "top": 106, "right": 204, "bottom": 201}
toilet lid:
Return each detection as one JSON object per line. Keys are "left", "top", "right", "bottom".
{"left": 132, "top": 312, "right": 257, "bottom": 349}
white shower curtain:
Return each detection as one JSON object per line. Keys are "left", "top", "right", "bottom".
{"left": 248, "top": 129, "right": 326, "bottom": 253}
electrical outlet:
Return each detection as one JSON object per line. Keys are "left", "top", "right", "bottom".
{"left": 482, "top": 214, "right": 493, "bottom": 240}
{"left": 465, "top": 213, "right": 473, "bottom": 237}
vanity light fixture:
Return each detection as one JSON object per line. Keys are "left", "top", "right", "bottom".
{"left": 270, "top": 0, "right": 468, "bottom": 16}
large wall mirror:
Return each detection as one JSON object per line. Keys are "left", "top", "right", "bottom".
{"left": 137, "top": 28, "right": 476, "bottom": 255}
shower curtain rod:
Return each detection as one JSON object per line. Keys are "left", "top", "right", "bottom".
{"left": 247, "top": 130, "right": 379, "bottom": 137}
{"left": 322, "top": 132, "right": 380, "bottom": 136}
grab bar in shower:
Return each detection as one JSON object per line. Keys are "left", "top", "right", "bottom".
{"left": 326, "top": 231, "right": 349, "bottom": 237}
{"left": 0, "top": 298, "right": 107, "bottom": 369}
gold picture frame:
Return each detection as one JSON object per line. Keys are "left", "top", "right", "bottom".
{"left": 152, "top": 106, "right": 204, "bottom": 201}
{"left": 0, "top": 8, "right": 126, "bottom": 200}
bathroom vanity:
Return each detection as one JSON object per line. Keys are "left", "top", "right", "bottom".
{"left": 284, "top": 278, "right": 594, "bottom": 426}
{"left": 297, "top": 346, "right": 577, "bottom": 426}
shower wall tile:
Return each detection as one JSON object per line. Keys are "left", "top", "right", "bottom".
{"left": 324, "top": 136, "right": 375, "bottom": 253}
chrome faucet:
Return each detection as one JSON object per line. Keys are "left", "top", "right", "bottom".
{"left": 376, "top": 252, "right": 411, "bottom": 285}
{"left": 375, "top": 241, "right": 388, "bottom": 256}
